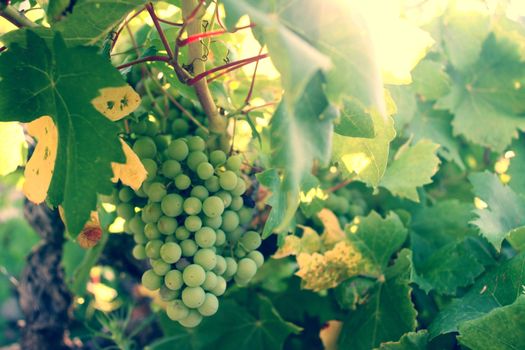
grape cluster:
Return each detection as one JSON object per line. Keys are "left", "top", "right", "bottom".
{"left": 110, "top": 95, "right": 264, "bottom": 327}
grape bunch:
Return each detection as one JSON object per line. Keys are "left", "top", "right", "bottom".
{"left": 111, "top": 97, "right": 264, "bottom": 327}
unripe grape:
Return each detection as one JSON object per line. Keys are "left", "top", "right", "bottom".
{"left": 195, "top": 227, "right": 216, "bottom": 248}
{"left": 194, "top": 249, "right": 217, "bottom": 270}
{"left": 175, "top": 174, "right": 191, "bottom": 190}
{"left": 219, "top": 170, "right": 238, "bottom": 191}
{"left": 145, "top": 239, "right": 163, "bottom": 259}
{"left": 231, "top": 179, "right": 246, "bottom": 196}
{"left": 187, "top": 151, "right": 208, "bottom": 171}
{"left": 197, "top": 162, "right": 214, "bottom": 180}
{"left": 224, "top": 257, "right": 238, "bottom": 278}
{"left": 144, "top": 223, "right": 161, "bottom": 239}
{"left": 217, "top": 191, "right": 232, "bottom": 208}
{"left": 230, "top": 196, "right": 243, "bottom": 211}
{"left": 133, "top": 137, "right": 157, "bottom": 159}
{"left": 151, "top": 259, "right": 171, "bottom": 275}
{"left": 130, "top": 119, "right": 148, "bottom": 134}
{"left": 235, "top": 246, "right": 247, "bottom": 258}
{"left": 184, "top": 215, "right": 202, "bottom": 232}
{"left": 183, "top": 197, "right": 202, "bottom": 215}
{"left": 129, "top": 215, "right": 145, "bottom": 235}
{"left": 198, "top": 293, "right": 219, "bottom": 316}
{"left": 187, "top": 136, "right": 206, "bottom": 152}
{"left": 204, "top": 176, "right": 220, "bottom": 192}
{"left": 132, "top": 245, "right": 146, "bottom": 260}
{"left": 211, "top": 276, "right": 226, "bottom": 296}
{"left": 167, "top": 139, "right": 189, "bottom": 161}
{"left": 204, "top": 215, "right": 222, "bottom": 230}
{"left": 240, "top": 231, "right": 262, "bottom": 251}
{"left": 213, "top": 256, "right": 227, "bottom": 275}
{"left": 190, "top": 185, "right": 209, "bottom": 201}
{"left": 133, "top": 232, "right": 147, "bottom": 244}
{"left": 236, "top": 258, "right": 257, "bottom": 280}
{"left": 160, "top": 285, "right": 179, "bottom": 301}
{"left": 238, "top": 207, "right": 253, "bottom": 226}
{"left": 142, "top": 269, "right": 162, "bottom": 291}
{"left": 175, "top": 227, "right": 190, "bottom": 240}
{"left": 157, "top": 216, "right": 177, "bottom": 235}
{"left": 166, "top": 299, "right": 190, "bottom": 321}
{"left": 202, "top": 271, "right": 218, "bottom": 290}
{"left": 179, "top": 310, "right": 202, "bottom": 327}
{"left": 162, "top": 159, "right": 181, "bottom": 178}
{"left": 165, "top": 270, "right": 184, "bottom": 290}
{"left": 226, "top": 155, "right": 242, "bottom": 171}
{"left": 181, "top": 239, "right": 198, "bottom": 257}
{"left": 210, "top": 150, "right": 226, "bottom": 167}
{"left": 247, "top": 251, "right": 264, "bottom": 268}
{"left": 171, "top": 119, "right": 190, "bottom": 137}
{"left": 142, "top": 203, "right": 162, "bottom": 223}
{"left": 160, "top": 242, "right": 182, "bottom": 264}
{"left": 202, "top": 196, "right": 224, "bottom": 218}
{"left": 145, "top": 120, "right": 160, "bottom": 137}
{"left": 134, "top": 187, "right": 148, "bottom": 198}
{"left": 183, "top": 264, "right": 206, "bottom": 287}
{"left": 182, "top": 286, "right": 206, "bottom": 308}
{"left": 215, "top": 229, "right": 226, "bottom": 246}
{"left": 161, "top": 194, "right": 184, "bottom": 217}
{"left": 221, "top": 211, "right": 239, "bottom": 232}
{"left": 142, "top": 158, "right": 158, "bottom": 181}
{"left": 117, "top": 203, "right": 135, "bottom": 220}
{"left": 118, "top": 187, "right": 135, "bottom": 203}
{"left": 234, "top": 275, "right": 250, "bottom": 286}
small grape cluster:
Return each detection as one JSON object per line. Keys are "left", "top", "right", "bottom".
{"left": 112, "top": 110, "right": 263, "bottom": 327}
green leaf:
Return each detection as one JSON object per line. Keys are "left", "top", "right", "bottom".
{"left": 256, "top": 168, "right": 291, "bottom": 238}
{"left": 376, "top": 331, "right": 429, "bottom": 350}
{"left": 149, "top": 296, "right": 301, "bottom": 350}
{"left": 458, "top": 295, "right": 525, "bottom": 350}
{"left": 46, "top": 0, "right": 71, "bottom": 22}
{"left": 0, "top": 30, "right": 128, "bottom": 236}
{"left": 0, "top": 122, "right": 27, "bottom": 176}
{"left": 436, "top": 34, "right": 525, "bottom": 151}
{"left": 334, "top": 97, "right": 375, "bottom": 138}
{"left": 411, "top": 60, "right": 451, "bottom": 101}
{"left": 338, "top": 249, "right": 417, "bottom": 349}
{"left": 507, "top": 136, "right": 525, "bottom": 196}
{"left": 429, "top": 252, "right": 525, "bottom": 338}
{"left": 380, "top": 139, "right": 441, "bottom": 202}
{"left": 469, "top": 171, "right": 525, "bottom": 250}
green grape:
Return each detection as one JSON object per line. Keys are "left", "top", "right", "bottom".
{"left": 221, "top": 210, "right": 240, "bottom": 232}
{"left": 195, "top": 227, "right": 216, "bottom": 248}
{"left": 160, "top": 242, "right": 182, "bottom": 264}
{"left": 142, "top": 158, "right": 158, "bottom": 181}
{"left": 236, "top": 258, "right": 257, "bottom": 280}
{"left": 134, "top": 187, "right": 148, "bottom": 198}
{"left": 203, "top": 215, "right": 222, "bottom": 230}
{"left": 187, "top": 151, "right": 208, "bottom": 171}
{"left": 132, "top": 245, "right": 146, "bottom": 260}
{"left": 226, "top": 155, "right": 242, "bottom": 171}
{"left": 196, "top": 162, "right": 214, "bottom": 180}
{"left": 162, "top": 159, "right": 182, "bottom": 178}
{"left": 176, "top": 257, "right": 191, "bottom": 271}
{"left": 158, "top": 216, "right": 177, "bottom": 235}
{"left": 167, "top": 299, "right": 190, "bottom": 321}
{"left": 179, "top": 310, "right": 202, "bottom": 328}
{"left": 190, "top": 185, "right": 209, "bottom": 201}
{"left": 161, "top": 194, "right": 184, "bottom": 217}
{"left": 247, "top": 251, "right": 264, "bottom": 268}
{"left": 141, "top": 95, "right": 153, "bottom": 108}
{"left": 145, "top": 119, "right": 160, "bottom": 137}
{"left": 202, "top": 196, "right": 224, "bottom": 218}
{"left": 130, "top": 119, "right": 148, "bottom": 134}
{"left": 213, "top": 256, "right": 227, "bottom": 275}
{"left": 144, "top": 223, "right": 161, "bottom": 239}
{"left": 181, "top": 239, "right": 198, "bottom": 257}
{"left": 165, "top": 270, "right": 184, "bottom": 290}
{"left": 215, "top": 229, "right": 226, "bottom": 246}
{"left": 99, "top": 189, "right": 118, "bottom": 204}
{"left": 171, "top": 119, "right": 190, "bottom": 137}
{"left": 142, "top": 203, "right": 162, "bottom": 223}
{"left": 168, "top": 139, "right": 189, "bottom": 161}
{"left": 183, "top": 197, "right": 202, "bottom": 215}
{"left": 219, "top": 170, "right": 238, "bottom": 191}
{"left": 229, "top": 228, "right": 245, "bottom": 243}
{"left": 154, "top": 134, "right": 171, "bottom": 151}
{"left": 211, "top": 276, "right": 226, "bottom": 296}
{"left": 160, "top": 285, "right": 179, "bottom": 301}
{"left": 123, "top": 222, "right": 132, "bottom": 234}
{"left": 234, "top": 246, "right": 247, "bottom": 258}
{"left": 118, "top": 187, "right": 135, "bottom": 203}
{"left": 133, "top": 232, "right": 147, "bottom": 244}
{"left": 195, "top": 127, "right": 207, "bottom": 139}
{"left": 184, "top": 215, "right": 202, "bottom": 232}
{"left": 179, "top": 97, "right": 194, "bottom": 110}
{"left": 182, "top": 286, "right": 206, "bottom": 308}
{"left": 142, "top": 269, "right": 162, "bottom": 291}
{"left": 204, "top": 176, "right": 220, "bottom": 192}
{"left": 183, "top": 264, "right": 206, "bottom": 287}
{"left": 231, "top": 179, "right": 246, "bottom": 196}
{"left": 117, "top": 203, "right": 135, "bottom": 220}
{"left": 233, "top": 275, "right": 250, "bottom": 286}
{"left": 210, "top": 150, "right": 226, "bottom": 167}
{"left": 187, "top": 136, "right": 205, "bottom": 152}
{"left": 240, "top": 231, "right": 262, "bottom": 251}
{"left": 175, "top": 174, "right": 191, "bottom": 190}
{"left": 202, "top": 271, "right": 218, "bottom": 290}
{"left": 223, "top": 257, "right": 238, "bottom": 278}
{"left": 198, "top": 293, "right": 219, "bottom": 316}
{"left": 151, "top": 259, "right": 171, "bottom": 275}
{"left": 238, "top": 207, "right": 253, "bottom": 226}
{"left": 217, "top": 191, "right": 232, "bottom": 208}
{"left": 230, "top": 196, "right": 243, "bottom": 211}
{"left": 133, "top": 137, "right": 157, "bottom": 159}
{"left": 175, "top": 227, "right": 191, "bottom": 240}
{"left": 129, "top": 215, "right": 145, "bottom": 235}
{"left": 145, "top": 239, "right": 163, "bottom": 259}
{"left": 193, "top": 249, "right": 217, "bottom": 270}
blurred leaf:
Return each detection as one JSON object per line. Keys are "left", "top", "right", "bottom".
{"left": 411, "top": 60, "right": 451, "bottom": 101}
{"left": 507, "top": 136, "right": 525, "bottom": 195}
{"left": 0, "top": 122, "right": 26, "bottom": 176}
{"left": 273, "top": 227, "right": 321, "bottom": 259}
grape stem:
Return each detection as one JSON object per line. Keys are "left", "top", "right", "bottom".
{"left": 326, "top": 178, "right": 354, "bottom": 193}
{"left": 0, "top": 4, "right": 37, "bottom": 27}
{"left": 177, "top": 23, "right": 255, "bottom": 47}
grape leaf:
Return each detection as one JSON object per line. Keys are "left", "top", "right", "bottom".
{"left": 429, "top": 252, "right": 525, "bottom": 338}
{"left": 469, "top": 171, "right": 525, "bottom": 250}
{"left": 376, "top": 331, "right": 429, "bottom": 350}
{"left": 273, "top": 227, "right": 321, "bottom": 259}
{"left": 436, "top": 34, "right": 525, "bottom": 151}
{"left": 256, "top": 168, "right": 291, "bottom": 238}
{"left": 0, "top": 30, "right": 137, "bottom": 236}
{"left": 507, "top": 136, "right": 525, "bottom": 196}
{"left": 45, "top": 0, "right": 70, "bottom": 22}
{"left": 334, "top": 97, "right": 375, "bottom": 138}
{"left": 380, "top": 139, "right": 441, "bottom": 202}
{"left": 411, "top": 59, "right": 451, "bottom": 101}
{"left": 338, "top": 249, "right": 417, "bottom": 349}
{"left": 0, "top": 122, "right": 27, "bottom": 176}
{"left": 111, "top": 140, "right": 147, "bottom": 190}
{"left": 458, "top": 295, "right": 525, "bottom": 350}
{"left": 150, "top": 296, "right": 301, "bottom": 350}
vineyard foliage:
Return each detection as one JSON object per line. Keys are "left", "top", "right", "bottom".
{"left": 1, "top": 0, "right": 525, "bottom": 349}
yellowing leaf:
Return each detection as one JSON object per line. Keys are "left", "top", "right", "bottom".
{"left": 0, "top": 122, "right": 27, "bottom": 176}
{"left": 318, "top": 208, "right": 345, "bottom": 246}
{"left": 91, "top": 86, "right": 141, "bottom": 121}
{"left": 296, "top": 241, "right": 369, "bottom": 291}
{"left": 111, "top": 140, "right": 147, "bottom": 190}
{"left": 273, "top": 227, "right": 322, "bottom": 259}
{"left": 23, "top": 116, "right": 58, "bottom": 203}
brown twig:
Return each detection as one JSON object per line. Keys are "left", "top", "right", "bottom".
{"left": 244, "top": 46, "right": 264, "bottom": 105}
{"left": 146, "top": 2, "right": 175, "bottom": 59}
{"left": 116, "top": 55, "right": 170, "bottom": 70}
{"left": 157, "top": 17, "right": 183, "bottom": 26}
{"left": 326, "top": 178, "right": 353, "bottom": 193}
